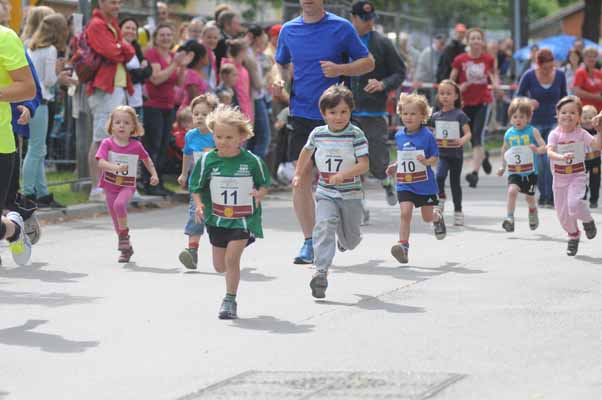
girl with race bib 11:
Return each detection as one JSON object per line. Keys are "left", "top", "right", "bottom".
{"left": 496, "top": 97, "right": 546, "bottom": 233}
{"left": 547, "top": 96, "right": 602, "bottom": 256}
{"left": 96, "top": 106, "right": 159, "bottom": 263}
{"left": 387, "top": 93, "right": 447, "bottom": 265}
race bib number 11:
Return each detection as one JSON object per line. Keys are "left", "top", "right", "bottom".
{"left": 210, "top": 176, "right": 254, "bottom": 219}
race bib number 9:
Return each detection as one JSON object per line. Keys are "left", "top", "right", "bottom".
{"left": 504, "top": 145, "right": 534, "bottom": 174}
{"left": 396, "top": 150, "right": 427, "bottom": 183}
{"left": 104, "top": 152, "right": 139, "bottom": 187}
{"left": 315, "top": 146, "right": 356, "bottom": 184}
{"left": 210, "top": 176, "right": 254, "bottom": 219}
{"left": 435, "top": 120, "right": 461, "bottom": 148}
{"left": 554, "top": 142, "right": 585, "bottom": 175}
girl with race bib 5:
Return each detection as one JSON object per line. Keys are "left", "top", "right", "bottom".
{"left": 96, "top": 106, "right": 159, "bottom": 263}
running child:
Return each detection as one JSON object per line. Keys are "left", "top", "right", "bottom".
{"left": 96, "top": 106, "right": 159, "bottom": 262}
{"left": 496, "top": 97, "right": 546, "bottom": 232}
{"left": 547, "top": 96, "right": 601, "bottom": 256}
{"left": 292, "top": 84, "right": 369, "bottom": 299}
{"left": 581, "top": 105, "right": 600, "bottom": 208}
{"left": 431, "top": 79, "right": 472, "bottom": 226}
{"left": 176, "top": 94, "right": 218, "bottom": 269}
{"left": 189, "top": 105, "right": 270, "bottom": 319}
{"left": 387, "top": 93, "right": 446, "bottom": 265}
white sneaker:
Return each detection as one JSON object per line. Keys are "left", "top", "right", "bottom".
{"left": 24, "top": 213, "right": 41, "bottom": 245}
{"left": 88, "top": 188, "right": 105, "bottom": 203}
{"left": 131, "top": 190, "right": 142, "bottom": 202}
{"left": 6, "top": 212, "right": 32, "bottom": 266}
{"left": 454, "top": 211, "right": 464, "bottom": 226}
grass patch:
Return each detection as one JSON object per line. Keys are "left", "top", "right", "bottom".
{"left": 45, "top": 170, "right": 89, "bottom": 207}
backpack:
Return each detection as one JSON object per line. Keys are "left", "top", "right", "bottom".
{"left": 71, "top": 32, "right": 103, "bottom": 83}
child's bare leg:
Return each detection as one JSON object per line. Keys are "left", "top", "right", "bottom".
{"left": 421, "top": 205, "right": 439, "bottom": 223}
{"left": 507, "top": 184, "right": 519, "bottom": 215}
{"left": 525, "top": 194, "right": 536, "bottom": 209}
{"left": 399, "top": 202, "right": 414, "bottom": 242}
{"left": 189, "top": 234, "right": 201, "bottom": 246}
{"left": 224, "top": 239, "right": 247, "bottom": 294}
{"left": 212, "top": 246, "right": 227, "bottom": 273}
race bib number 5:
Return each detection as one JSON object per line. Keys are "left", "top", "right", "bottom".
{"left": 396, "top": 150, "right": 427, "bottom": 183}
{"left": 504, "top": 145, "right": 534, "bottom": 174}
{"left": 210, "top": 176, "right": 254, "bottom": 219}
{"left": 315, "top": 146, "right": 356, "bottom": 184}
{"left": 435, "top": 120, "right": 461, "bottom": 148}
{"left": 554, "top": 142, "right": 585, "bottom": 175}
{"left": 104, "top": 152, "right": 139, "bottom": 187}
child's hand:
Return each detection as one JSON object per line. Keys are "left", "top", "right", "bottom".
{"left": 496, "top": 166, "right": 505, "bottom": 177}
{"left": 386, "top": 163, "right": 397, "bottom": 176}
{"left": 250, "top": 188, "right": 266, "bottom": 205}
{"left": 116, "top": 164, "right": 129, "bottom": 174}
{"left": 416, "top": 154, "right": 428, "bottom": 165}
{"left": 177, "top": 174, "right": 187, "bottom": 189}
{"left": 194, "top": 203, "right": 204, "bottom": 223}
{"left": 292, "top": 175, "right": 302, "bottom": 188}
{"left": 563, "top": 152, "right": 575, "bottom": 162}
{"left": 593, "top": 114, "right": 602, "bottom": 131}
{"left": 150, "top": 175, "right": 160, "bottom": 186}
{"left": 529, "top": 144, "right": 538, "bottom": 152}
{"left": 329, "top": 173, "right": 345, "bottom": 185}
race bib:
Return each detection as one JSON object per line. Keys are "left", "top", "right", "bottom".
{"left": 435, "top": 120, "right": 461, "bottom": 148}
{"left": 554, "top": 142, "right": 585, "bottom": 175}
{"left": 104, "top": 152, "right": 139, "bottom": 187}
{"left": 504, "top": 145, "right": 534, "bottom": 174}
{"left": 210, "top": 176, "right": 254, "bottom": 219}
{"left": 315, "top": 146, "right": 357, "bottom": 184}
{"left": 396, "top": 150, "right": 427, "bottom": 183}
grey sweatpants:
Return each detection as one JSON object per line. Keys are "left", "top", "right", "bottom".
{"left": 313, "top": 194, "right": 363, "bottom": 273}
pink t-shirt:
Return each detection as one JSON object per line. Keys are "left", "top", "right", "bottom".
{"left": 95, "top": 137, "right": 150, "bottom": 191}
{"left": 548, "top": 126, "right": 594, "bottom": 186}
{"left": 144, "top": 48, "right": 178, "bottom": 110}
{"left": 222, "top": 58, "right": 253, "bottom": 120}
{"left": 181, "top": 69, "right": 209, "bottom": 107}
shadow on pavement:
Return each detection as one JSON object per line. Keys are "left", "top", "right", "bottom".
{"left": 506, "top": 234, "right": 566, "bottom": 244}
{"left": 123, "top": 262, "right": 180, "bottom": 274}
{"left": 0, "top": 391, "right": 8, "bottom": 399}
{"left": 0, "top": 263, "right": 87, "bottom": 283}
{"left": 330, "top": 260, "right": 484, "bottom": 281}
{"left": 0, "top": 320, "right": 99, "bottom": 353}
{"left": 317, "top": 294, "right": 425, "bottom": 314}
{"left": 575, "top": 255, "right": 602, "bottom": 265}
{"left": 0, "top": 289, "right": 99, "bottom": 307}
{"left": 231, "top": 315, "right": 315, "bottom": 334}
{"left": 240, "top": 267, "right": 276, "bottom": 282}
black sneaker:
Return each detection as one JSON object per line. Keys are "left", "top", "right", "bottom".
{"left": 482, "top": 151, "right": 492, "bottom": 175}
{"left": 310, "top": 272, "right": 328, "bottom": 299}
{"left": 337, "top": 240, "right": 346, "bottom": 252}
{"left": 36, "top": 193, "right": 65, "bottom": 209}
{"left": 538, "top": 197, "right": 545, "bottom": 207}
{"left": 384, "top": 184, "right": 397, "bottom": 206}
{"left": 433, "top": 211, "right": 446, "bottom": 240}
{"left": 590, "top": 201, "right": 598, "bottom": 209}
{"left": 465, "top": 172, "right": 479, "bottom": 188}
{"left": 567, "top": 238, "right": 579, "bottom": 256}
{"left": 391, "top": 243, "right": 409, "bottom": 264}
{"left": 583, "top": 220, "right": 597, "bottom": 240}
{"left": 502, "top": 217, "right": 515, "bottom": 232}
{"left": 178, "top": 248, "right": 198, "bottom": 269}
{"left": 218, "top": 298, "right": 238, "bottom": 319}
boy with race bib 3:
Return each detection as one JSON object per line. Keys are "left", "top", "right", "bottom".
{"left": 547, "top": 96, "right": 602, "bottom": 256}
{"left": 177, "top": 94, "right": 218, "bottom": 270}
{"left": 293, "top": 84, "right": 369, "bottom": 299}
{"left": 496, "top": 97, "right": 546, "bottom": 232}
{"left": 387, "top": 93, "right": 446, "bottom": 265}
{"left": 189, "top": 105, "right": 270, "bottom": 319}
{"left": 96, "top": 106, "right": 159, "bottom": 263}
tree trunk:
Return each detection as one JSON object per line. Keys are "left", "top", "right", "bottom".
{"left": 582, "top": 0, "right": 602, "bottom": 42}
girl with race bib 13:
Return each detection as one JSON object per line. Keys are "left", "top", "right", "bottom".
{"left": 387, "top": 93, "right": 447, "bottom": 265}
{"left": 496, "top": 97, "right": 546, "bottom": 233}
{"left": 547, "top": 96, "right": 602, "bottom": 256}
{"left": 96, "top": 106, "right": 159, "bottom": 263}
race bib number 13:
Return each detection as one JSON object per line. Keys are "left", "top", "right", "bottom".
{"left": 396, "top": 150, "right": 427, "bottom": 183}
{"left": 104, "top": 152, "right": 139, "bottom": 187}
{"left": 210, "top": 176, "right": 254, "bottom": 219}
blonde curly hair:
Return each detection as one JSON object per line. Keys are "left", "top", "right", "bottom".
{"left": 106, "top": 106, "right": 144, "bottom": 137}
{"left": 206, "top": 104, "right": 254, "bottom": 139}
{"left": 397, "top": 92, "right": 432, "bottom": 124}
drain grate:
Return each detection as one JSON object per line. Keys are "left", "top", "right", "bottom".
{"left": 178, "top": 370, "right": 465, "bottom": 400}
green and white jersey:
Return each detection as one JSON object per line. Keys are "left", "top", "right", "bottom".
{"left": 189, "top": 149, "right": 270, "bottom": 238}
{"left": 304, "top": 123, "right": 369, "bottom": 200}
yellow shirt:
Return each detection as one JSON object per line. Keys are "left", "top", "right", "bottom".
{"left": 0, "top": 26, "right": 29, "bottom": 153}
{"left": 107, "top": 23, "right": 127, "bottom": 88}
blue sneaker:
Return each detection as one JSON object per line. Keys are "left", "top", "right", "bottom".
{"left": 294, "top": 239, "right": 313, "bottom": 264}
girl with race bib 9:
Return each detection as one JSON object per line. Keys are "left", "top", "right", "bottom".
{"left": 177, "top": 94, "right": 218, "bottom": 270}
{"left": 547, "top": 96, "right": 602, "bottom": 256}
{"left": 387, "top": 93, "right": 447, "bottom": 265}
{"left": 96, "top": 106, "right": 159, "bottom": 263}
{"left": 496, "top": 97, "right": 546, "bottom": 233}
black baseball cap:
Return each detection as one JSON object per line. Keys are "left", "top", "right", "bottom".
{"left": 351, "top": 1, "right": 376, "bottom": 21}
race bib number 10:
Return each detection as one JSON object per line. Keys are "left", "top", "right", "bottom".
{"left": 504, "top": 145, "right": 534, "bottom": 174}
{"left": 210, "top": 176, "right": 254, "bottom": 219}
{"left": 104, "top": 152, "right": 139, "bottom": 187}
{"left": 435, "top": 120, "right": 461, "bottom": 148}
{"left": 554, "top": 142, "right": 585, "bottom": 175}
{"left": 396, "top": 150, "right": 427, "bottom": 183}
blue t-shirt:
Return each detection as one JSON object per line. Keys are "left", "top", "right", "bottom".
{"left": 516, "top": 69, "right": 567, "bottom": 127}
{"left": 275, "top": 12, "right": 369, "bottom": 121}
{"left": 395, "top": 126, "right": 439, "bottom": 195}
{"left": 183, "top": 128, "right": 215, "bottom": 156}
{"left": 504, "top": 125, "right": 538, "bottom": 177}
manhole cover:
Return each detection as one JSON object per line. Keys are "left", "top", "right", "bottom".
{"left": 178, "top": 370, "right": 465, "bottom": 400}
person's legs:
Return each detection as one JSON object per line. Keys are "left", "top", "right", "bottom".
{"left": 554, "top": 184, "right": 578, "bottom": 236}
{"left": 250, "top": 98, "right": 271, "bottom": 158}
{"left": 567, "top": 177, "right": 592, "bottom": 223}
{"left": 224, "top": 239, "right": 246, "bottom": 295}
{"left": 112, "top": 187, "right": 135, "bottom": 232}
{"left": 104, "top": 189, "right": 120, "bottom": 233}
{"left": 357, "top": 116, "right": 389, "bottom": 180}
{"left": 464, "top": 104, "right": 488, "bottom": 186}
{"left": 588, "top": 157, "right": 601, "bottom": 205}
{"left": 142, "top": 107, "right": 165, "bottom": 186}
{"left": 312, "top": 196, "right": 339, "bottom": 273}
{"left": 22, "top": 104, "right": 49, "bottom": 197}
{"left": 506, "top": 184, "right": 519, "bottom": 216}
{"left": 0, "top": 152, "right": 15, "bottom": 233}
{"left": 156, "top": 108, "right": 175, "bottom": 186}
{"left": 449, "top": 157, "right": 463, "bottom": 212}
{"left": 336, "top": 198, "right": 363, "bottom": 251}
{"left": 211, "top": 246, "right": 227, "bottom": 273}
{"left": 399, "top": 201, "right": 414, "bottom": 242}
{"left": 436, "top": 157, "right": 450, "bottom": 198}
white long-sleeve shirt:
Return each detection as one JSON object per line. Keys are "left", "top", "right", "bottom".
{"left": 27, "top": 45, "right": 58, "bottom": 101}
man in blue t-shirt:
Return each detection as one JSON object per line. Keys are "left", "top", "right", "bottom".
{"left": 275, "top": 0, "right": 374, "bottom": 265}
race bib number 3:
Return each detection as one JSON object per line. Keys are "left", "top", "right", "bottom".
{"left": 435, "top": 120, "right": 461, "bottom": 148}
{"left": 210, "top": 176, "right": 254, "bottom": 219}
{"left": 554, "top": 142, "right": 585, "bottom": 175}
{"left": 104, "top": 152, "right": 139, "bottom": 187}
{"left": 504, "top": 145, "right": 534, "bottom": 174}
{"left": 315, "top": 146, "right": 356, "bottom": 184}
{"left": 396, "top": 150, "right": 427, "bottom": 183}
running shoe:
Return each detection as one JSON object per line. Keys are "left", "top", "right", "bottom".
{"left": 502, "top": 217, "right": 515, "bottom": 232}
{"left": 6, "top": 212, "right": 32, "bottom": 266}
{"left": 118, "top": 247, "right": 134, "bottom": 263}
{"left": 179, "top": 248, "right": 198, "bottom": 269}
{"left": 454, "top": 211, "right": 464, "bottom": 226}
{"left": 583, "top": 220, "right": 597, "bottom": 240}
{"left": 433, "top": 211, "right": 447, "bottom": 240}
{"left": 309, "top": 272, "right": 328, "bottom": 299}
{"left": 294, "top": 238, "right": 313, "bottom": 264}
{"left": 118, "top": 230, "right": 131, "bottom": 251}
{"left": 567, "top": 238, "right": 579, "bottom": 256}
{"left": 218, "top": 298, "right": 238, "bottom": 319}
{"left": 465, "top": 172, "right": 479, "bottom": 188}
{"left": 391, "top": 243, "right": 409, "bottom": 264}
{"left": 590, "top": 201, "right": 598, "bottom": 209}
{"left": 537, "top": 197, "right": 545, "bottom": 207}
{"left": 482, "top": 150, "right": 492, "bottom": 174}
{"left": 528, "top": 209, "right": 539, "bottom": 231}
{"left": 36, "top": 193, "right": 65, "bottom": 209}
{"left": 545, "top": 200, "right": 554, "bottom": 209}
{"left": 384, "top": 184, "right": 397, "bottom": 206}
{"left": 24, "top": 213, "right": 41, "bottom": 245}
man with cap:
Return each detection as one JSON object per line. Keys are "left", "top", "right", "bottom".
{"left": 436, "top": 23, "right": 467, "bottom": 83}
{"left": 275, "top": 0, "right": 375, "bottom": 265}
{"left": 349, "top": 0, "right": 406, "bottom": 212}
